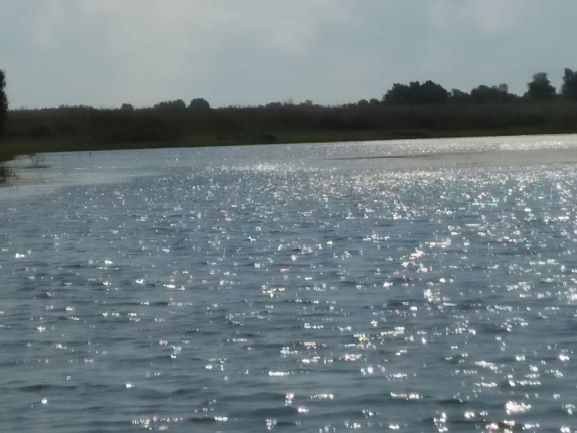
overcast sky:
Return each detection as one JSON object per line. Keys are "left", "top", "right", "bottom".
{"left": 2, "top": 0, "right": 577, "bottom": 108}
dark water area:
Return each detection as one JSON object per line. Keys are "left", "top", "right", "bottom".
{"left": 2, "top": 136, "right": 577, "bottom": 432}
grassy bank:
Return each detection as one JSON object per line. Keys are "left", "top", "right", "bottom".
{"left": 2, "top": 100, "right": 577, "bottom": 162}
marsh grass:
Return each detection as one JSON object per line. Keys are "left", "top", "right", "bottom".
{"left": 2, "top": 100, "right": 577, "bottom": 162}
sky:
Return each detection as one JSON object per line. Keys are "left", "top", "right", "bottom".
{"left": 2, "top": 0, "right": 577, "bottom": 109}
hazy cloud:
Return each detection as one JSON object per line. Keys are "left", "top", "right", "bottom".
{"left": 2, "top": 0, "right": 576, "bottom": 108}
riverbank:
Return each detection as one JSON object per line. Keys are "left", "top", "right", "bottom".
{"left": 2, "top": 100, "right": 577, "bottom": 163}
{"left": 0, "top": 127, "right": 568, "bottom": 163}
{"left": 2, "top": 133, "right": 577, "bottom": 189}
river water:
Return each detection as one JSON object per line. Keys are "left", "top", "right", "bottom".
{"left": 2, "top": 135, "right": 577, "bottom": 432}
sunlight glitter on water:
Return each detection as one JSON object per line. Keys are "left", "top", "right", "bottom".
{"left": 2, "top": 137, "right": 577, "bottom": 432}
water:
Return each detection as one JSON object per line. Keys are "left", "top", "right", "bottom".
{"left": 2, "top": 135, "right": 577, "bottom": 432}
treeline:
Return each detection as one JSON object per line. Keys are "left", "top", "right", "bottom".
{"left": 0, "top": 70, "right": 7, "bottom": 136}
{"left": 378, "top": 68, "right": 577, "bottom": 105}
{"left": 7, "top": 98, "right": 577, "bottom": 146}
{"left": 2, "top": 68, "right": 577, "bottom": 159}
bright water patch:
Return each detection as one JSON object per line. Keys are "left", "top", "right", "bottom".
{"left": 2, "top": 137, "right": 577, "bottom": 432}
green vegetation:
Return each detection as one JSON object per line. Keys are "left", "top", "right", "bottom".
{"left": 1, "top": 68, "right": 577, "bottom": 165}
{"left": 526, "top": 73, "right": 556, "bottom": 100}
{"left": 0, "top": 69, "right": 7, "bottom": 136}
{"left": 562, "top": 68, "right": 577, "bottom": 100}
{"left": 384, "top": 80, "right": 449, "bottom": 104}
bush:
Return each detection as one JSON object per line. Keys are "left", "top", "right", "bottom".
{"left": 0, "top": 70, "right": 7, "bottom": 136}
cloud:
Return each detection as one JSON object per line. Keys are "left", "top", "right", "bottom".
{"left": 2, "top": 0, "right": 577, "bottom": 107}
{"left": 428, "top": 0, "right": 524, "bottom": 33}
{"left": 33, "top": 0, "right": 348, "bottom": 105}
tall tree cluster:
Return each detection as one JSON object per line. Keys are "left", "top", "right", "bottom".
{"left": 384, "top": 81, "right": 449, "bottom": 104}
{"left": 382, "top": 68, "right": 577, "bottom": 105}
{"left": 562, "top": 68, "right": 577, "bottom": 100}
{"left": 526, "top": 73, "right": 556, "bottom": 100}
{"left": 0, "top": 70, "right": 7, "bottom": 136}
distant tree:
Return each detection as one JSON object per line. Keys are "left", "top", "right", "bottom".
{"left": 497, "top": 83, "right": 508, "bottom": 92}
{"left": 188, "top": 98, "right": 211, "bottom": 110}
{"left": 384, "top": 82, "right": 419, "bottom": 104}
{"left": 449, "top": 89, "right": 470, "bottom": 103}
{"left": 562, "top": 68, "right": 577, "bottom": 100}
{"left": 58, "top": 104, "right": 95, "bottom": 111}
{"left": 0, "top": 70, "right": 8, "bottom": 135}
{"left": 470, "top": 85, "right": 494, "bottom": 103}
{"left": 419, "top": 80, "right": 449, "bottom": 103}
{"left": 470, "top": 84, "right": 516, "bottom": 103}
{"left": 154, "top": 99, "right": 186, "bottom": 110}
{"left": 384, "top": 80, "right": 448, "bottom": 104}
{"left": 526, "top": 73, "right": 556, "bottom": 100}
{"left": 120, "top": 103, "right": 134, "bottom": 112}
{"left": 266, "top": 101, "right": 283, "bottom": 109}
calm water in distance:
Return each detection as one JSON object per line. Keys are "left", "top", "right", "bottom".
{"left": 2, "top": 135, "right": 577, "bottom": 432}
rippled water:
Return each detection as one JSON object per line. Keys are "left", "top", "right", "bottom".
{"left": 2, "top": 136, "right": 577, "bottom": 432}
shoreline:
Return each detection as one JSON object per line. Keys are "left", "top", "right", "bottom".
{"left": 3, "top": 98, "right": 577, "bottom": 162}
{"left": 2, "top": 135, "right": 577, "bottom": 190}
{"left": 2, "top": 128, "right": 577, "bottom": 163}
{"left": 1, "top": 132, "right": 577, "bottom": 177}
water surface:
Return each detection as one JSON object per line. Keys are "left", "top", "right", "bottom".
{"left": 2, "top": 135, "right": 577, "bottom": 432}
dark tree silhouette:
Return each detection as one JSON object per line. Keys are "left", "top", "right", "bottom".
{"left": 154, "top": 99, "right": 186, "bottom": 110}
{"left": 526, "top": 73, "right": 556, "bottom": 100}
{"left": 120, "top": 103, "right": 134, "bottom": 112}
{"left": 0, "top": 70, "right": 7, "bottom": 136}
{"left": 562, "top": 68, "right": 577, "bottom": 100}
{"left": 418, "top": 80, "right": 449, "bottom": 104}
{"left": 384, "top": 82, "right": 419, "bottom": 104}
{"left": 470, "top": 84, "right": 516, "bottom": 103}
{"left": 384, "top": 80, "right": 448, "bottom": 104}
{"left": 189, "top": 98, "right": 211, "bottom": 110}
{"left": 449, "top": 89, "right": 470, "bottom": 103}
